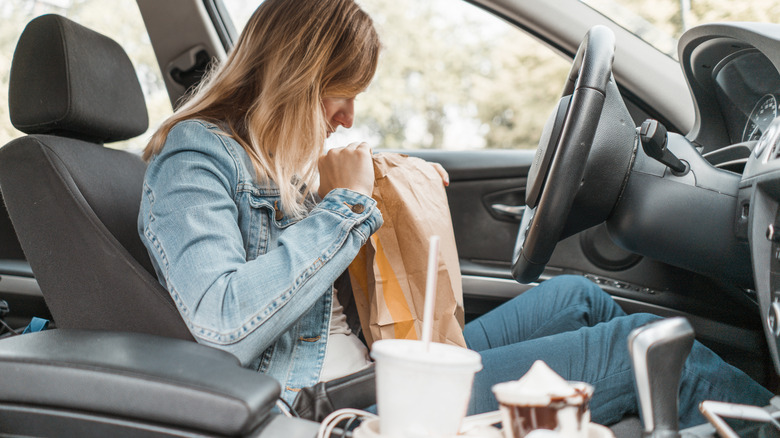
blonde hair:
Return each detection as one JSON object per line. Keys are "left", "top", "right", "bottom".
{"left": 144, "top": 0, "right": 380, "bottom": 218}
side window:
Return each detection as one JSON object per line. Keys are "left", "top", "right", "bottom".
{"left": 0, "top": 0, "right": 172, "bottom": 153}
{"left": 223, "top": 0, "right": 571, "bottom": 151}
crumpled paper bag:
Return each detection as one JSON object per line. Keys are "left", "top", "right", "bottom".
{"left": 348, "top": 152, "right": 466, "bottom": 348}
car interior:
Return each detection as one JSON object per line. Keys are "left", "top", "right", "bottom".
{"left": 2, "top": 0, "right": 780, "bottom": 437}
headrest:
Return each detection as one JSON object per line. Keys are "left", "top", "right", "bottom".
{"left": 9, "top": 14, "right": 148, "bottom": 143}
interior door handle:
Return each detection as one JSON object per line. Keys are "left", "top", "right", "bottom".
{"left": 490, "top": 204, "right": 525, "bottom": 220}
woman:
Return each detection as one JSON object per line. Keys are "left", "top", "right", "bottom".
{"left": 139, "top": 0, "right": 771, "bottom": 427}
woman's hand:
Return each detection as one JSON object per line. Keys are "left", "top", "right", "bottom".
{"left": 318, "top": 142, "right": 375, "bottom": 198}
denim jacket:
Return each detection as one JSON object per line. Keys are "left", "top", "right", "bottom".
{"left": 138, "top": 120, "right": 383, "bottom": 403}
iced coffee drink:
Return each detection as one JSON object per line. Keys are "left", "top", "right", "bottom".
{"left": 492, "top": 361, "right": 593, "bottom": 438}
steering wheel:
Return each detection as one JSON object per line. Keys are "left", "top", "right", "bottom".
{"left": 511, "top": 25, "right": 616, "bottom": 283}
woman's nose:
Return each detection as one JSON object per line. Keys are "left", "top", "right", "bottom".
{"left": 332, "top": 99, "right": 354, "bottom": 129}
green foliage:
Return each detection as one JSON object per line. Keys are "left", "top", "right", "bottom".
{"left": 0, "top": 0, "right": 172, "bottom": 152}
{"left": 587, "top": 0, "right": 780, "bottom": 58}
{"left": 688, "top": 0, "right": 780, "bottom": 26}
{"left": 356, "top": 0, "right": 570, "bottom": 150}
{"left": 5, "top": 0, "right": 780, "bottom": 152}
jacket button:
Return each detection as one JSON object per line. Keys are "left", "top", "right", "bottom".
{"left": 351, "top": 204, "right": 365, "bottom": 214}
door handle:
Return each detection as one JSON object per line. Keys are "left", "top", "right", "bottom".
{"left": 490, "top": 204, "right": 525, "bottom": 220}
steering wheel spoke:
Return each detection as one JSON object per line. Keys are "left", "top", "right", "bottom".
{"left": 511, "top": 25, "right": 617, "bottom": 284}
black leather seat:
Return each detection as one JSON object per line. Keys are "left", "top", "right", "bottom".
{"left": 0, "top": 329, "right": 283, "bottom": 437}
{"left": 0, "top": 14, "right": 192, "bottom": 340}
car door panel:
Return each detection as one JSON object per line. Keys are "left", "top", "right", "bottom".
{"left": 396, "top": 149, "right": 531, "bottom": 258}
{"left": 400, "top": 147, "right": 770, "bottom": 384}
{"left": 397, "top": 149, "right": 531, "bottom": 311}
{"left": 0, "top": 203, "right": 48, "bottom": 330}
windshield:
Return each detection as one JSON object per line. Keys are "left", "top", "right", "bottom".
{"left": 582, "top": 0, "right": 780, "bottom": 59}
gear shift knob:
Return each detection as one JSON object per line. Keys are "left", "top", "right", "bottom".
{"left": 628, "top": 317, "right": 695, "bottom": 438}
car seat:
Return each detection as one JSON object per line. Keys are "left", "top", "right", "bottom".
{"left": 0, "top": 14, "right": 193, "bottom": 340}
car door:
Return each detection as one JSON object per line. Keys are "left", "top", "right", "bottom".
{"left": 319, "top": 0, "right": 769, "bottom": 384}
{"left": 135, "top": 0, "right": 773, "bottom": 385}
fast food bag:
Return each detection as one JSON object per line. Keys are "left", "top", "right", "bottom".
{"left": 348, "top": 152, "right": 466, "bottom": 348}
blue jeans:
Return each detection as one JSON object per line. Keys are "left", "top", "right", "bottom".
{"left": 463, "top": 275, "right": 773, "bottom": 428}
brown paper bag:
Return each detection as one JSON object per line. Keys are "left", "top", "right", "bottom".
{"left": 348, "top": 152, "right": 466, "bottom": 348}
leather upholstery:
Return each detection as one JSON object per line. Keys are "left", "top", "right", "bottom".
{"left": 0, "top": 330, "right": 280, "bottom": 436}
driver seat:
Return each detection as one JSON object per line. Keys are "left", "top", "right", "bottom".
{"left": 0, "top": 14, "right": 192, "bottom": 340}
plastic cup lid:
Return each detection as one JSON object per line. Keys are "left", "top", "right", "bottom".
{"left": 371, "top": 339, "right": 483, "bottom": 372}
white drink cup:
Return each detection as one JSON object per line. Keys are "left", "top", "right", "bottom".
{"left": 371, "top": 339, "right": 483, "bottom": 437}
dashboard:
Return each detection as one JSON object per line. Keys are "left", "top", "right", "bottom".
{"left": 743, "top": 114, "right": 780, "bottom": 377}
{"left": 676, "top": 23, "right": 780, "bottom": 374}
{"left": 713, "top": 49, "right": 780, "bottom": 144}
{"left": 679, "top": 23, "right": 780, "bottom": 156}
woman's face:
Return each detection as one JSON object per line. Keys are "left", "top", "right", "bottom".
{"left": 322, "top": 97, "right": 355, "bottom": 137}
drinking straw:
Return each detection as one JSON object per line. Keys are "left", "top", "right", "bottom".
{"left": 421, "top": 235, "right": 440, "bottom": 352}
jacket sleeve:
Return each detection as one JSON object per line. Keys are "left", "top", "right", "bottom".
{"left": 139, "top": 121, "right": 382, "bottom": 365}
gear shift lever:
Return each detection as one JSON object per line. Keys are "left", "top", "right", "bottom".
{"left": 628, "top": 317, "right": 695, "bottom": 438}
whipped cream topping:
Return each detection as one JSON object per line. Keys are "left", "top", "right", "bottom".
{"left": 492, "top": 360, "right": 580, "bottom": 406}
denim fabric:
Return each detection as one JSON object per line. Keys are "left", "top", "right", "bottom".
{"left": 464, "top": 275, "right": 773, "bottom": 428}
{"left": 138, "top": 120, "right": 383, "bottom": 404}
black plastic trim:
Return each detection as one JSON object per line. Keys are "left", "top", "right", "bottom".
{"left": 202, "top": 0, "right": 238, "bottom": 50}
{"left": 0, "top": 260, "right": 33, "bottom": 278}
